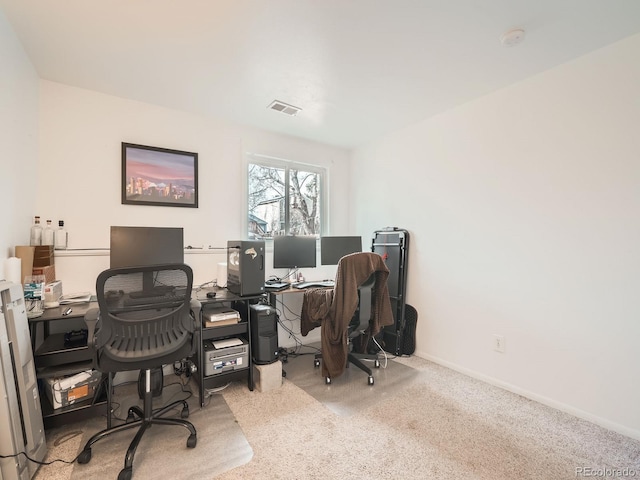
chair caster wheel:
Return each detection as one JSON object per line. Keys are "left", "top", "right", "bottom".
{"left": 374, "top": 360, "right": 380, "bottom": 368}
{"left": 126, "top": 410, "right": 135, "bottom": 423}
{"left": 187, "top": 433, "right": 197, "bottom": 448}
{"left": 368, "top": 376, "right": 374, "bottom": 385}
{"left": 325, "top": 376, "right": 331, "bottom": 385}
{"left": 181, "top": 405, "right": 189, "bottom": 419}
{"left": 314, "top": 359, "right": 320, "bottom": 368}
{"left": 118, "top": 467, "right": 132, "bottom": 480}
{"left": 77, "top": 448, "right": 92, "bottom": 464}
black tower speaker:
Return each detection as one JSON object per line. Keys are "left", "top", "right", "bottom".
{"left": 227, "top": 240, "right": 265, "bottom": 296}
{"left": 250, "top": 304, "right": 279, "bottom": 364}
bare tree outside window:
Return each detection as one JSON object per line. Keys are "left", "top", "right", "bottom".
{"left": 248, "top": 159, "right": 323, "bottom": 239}
{"left": 289, "top": 169, "right": 320, "bottom": 235}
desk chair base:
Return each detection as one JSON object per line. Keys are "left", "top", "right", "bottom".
{"left": 77, "top": 368, "right": 197, "bottom": 480}
{"left": 314, "top": 352, "right": 380, "bottom": 385}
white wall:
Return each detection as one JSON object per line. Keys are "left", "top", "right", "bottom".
{"left": 36, "top": 81, "right": 351, "bottom": 347}
{"left": 350, "top": 33, "right": 640, "bottom": 439}
{"left": 37, "top": 81, "right": 350, "bottom": 285}
{"left": 0, "top": 10, "right": 38, "bottom": 270}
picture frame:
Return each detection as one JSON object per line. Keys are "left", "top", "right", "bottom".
{"left": 122, "top": 142, "right": 198, "bottom": 208}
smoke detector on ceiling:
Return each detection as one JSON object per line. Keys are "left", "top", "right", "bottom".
{"left": 500, "top": 28, "right": 525, "bottom": 47}
{"left": 267, "top": 100, "right": 301, "bottom": 116}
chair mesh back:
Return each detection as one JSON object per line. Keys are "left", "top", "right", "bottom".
{"left": 94, "top": 263, "right": 194, "bottom": 372}
{"left": 349, "top": 274, "right": 375, "bottom": 337}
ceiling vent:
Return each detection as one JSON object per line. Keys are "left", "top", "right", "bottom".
{"left": 267, "top": 100, "right": 301, "bottom": 116}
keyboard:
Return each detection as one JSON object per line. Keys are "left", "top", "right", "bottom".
{"left": 129, "top": 286, "right": 175, "bottom": 299}
{"left": 293, "top": 281, "right": 335, "bottom": 289}
{"left": 123, "top": 292, "right": 184, "bottom": 306}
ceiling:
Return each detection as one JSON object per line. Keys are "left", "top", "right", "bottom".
{"left": 2, "top": 0, "right": 640, "bottom": 149}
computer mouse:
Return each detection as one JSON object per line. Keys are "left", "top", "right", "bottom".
{"left": 206, "top": 291, "right": 217, "bottom": 299}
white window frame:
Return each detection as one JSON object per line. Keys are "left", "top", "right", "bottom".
{"left": 245, "top": 153, "right": 327, "bottom": 239}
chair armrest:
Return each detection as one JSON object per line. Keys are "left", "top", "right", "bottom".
{"left": 190, "top": 298, "right": 202, "bottom": 326}
{"left": 84, "top": 308, "right": 100, "bottom": 347}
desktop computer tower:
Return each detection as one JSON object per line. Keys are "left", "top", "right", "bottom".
{"left": 0, "top": 281, "right": 47, "bottom": 480}
{"left": 249, "top": 304, "right": 278, "bottom": 365}
{"left": 227, "top": 240, "right": 265, "bottom": 297}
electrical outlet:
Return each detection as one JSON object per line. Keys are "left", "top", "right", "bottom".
{"left": 493, "top": 334, "right": 505, "bottom": 353}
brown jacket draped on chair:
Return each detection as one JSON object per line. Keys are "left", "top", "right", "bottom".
{"left": 300, "top": 252, "right": 394, "bottom": 379}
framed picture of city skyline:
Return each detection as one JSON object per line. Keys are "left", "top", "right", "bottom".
{"left": 122, "top": 142, "right": 198, "bottom": 208}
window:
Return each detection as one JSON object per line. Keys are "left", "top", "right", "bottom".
{"left": 247, "top": 155, "right": 325, "bottom": 239}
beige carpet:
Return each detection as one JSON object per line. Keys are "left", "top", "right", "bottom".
{"left": 35, "top": 353, "right": 640, "bottom": 480}
{"left": 280, "top": 350, "right": 421, "bottom": 415}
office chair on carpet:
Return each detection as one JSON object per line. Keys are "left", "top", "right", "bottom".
{"left": 76, "top": 264, "right": 198, "bottom": 480}
{"left": 302, "top": 252, "right": 394, "bottom": 385}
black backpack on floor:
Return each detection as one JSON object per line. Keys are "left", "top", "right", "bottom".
{"left": 368, "top": 303, "right": 418, "bottom": 356}
{"left": 401, "top": 304, "right": 418, "bottom": 355}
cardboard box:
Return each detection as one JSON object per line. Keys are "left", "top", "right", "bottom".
{"left": 15, "top": 246, "right": 35, "bottom": 285}
{"left": 33, "top": 245, "right": 54, "bottom": 267}
{"left": 32, "top": 265, "right": 56, "bottom": 285}
{"left": 15, "top": 245, "right": 55, "bottom": 284}
{"left": 45, "top": 370, "right": 102, "bottom": 409}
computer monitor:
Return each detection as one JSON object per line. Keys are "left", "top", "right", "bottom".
{"left": 110, "top": 226, "right": 184, "bottom": 293}
{"left": 110, "top": 226, "right": 184, "bottom": 268}
{"left": 320, "top": 236, "right": 362, "bottom": 265}
{"left": 273, "top": 235, "right": 317, "bottom": 269}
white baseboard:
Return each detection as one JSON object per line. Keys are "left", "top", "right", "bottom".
{"left": 416, "top": 350, "right": 640, "bottom": 442}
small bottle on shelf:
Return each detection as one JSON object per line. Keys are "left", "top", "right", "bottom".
{"left": 30, "top": 216, "right": 42, "bottom": 246}
{"left": 54, "top": 220, "right": 68, "bottom": 250}
{"left": 42, "top": 220, "right": 54, "bottom": 246}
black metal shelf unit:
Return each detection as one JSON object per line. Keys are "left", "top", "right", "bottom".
{"left": 194, "top": 288, "right": 264, "bottom": 407}
{"left": 30, "top": 303, "right": 108, "bottom": 429}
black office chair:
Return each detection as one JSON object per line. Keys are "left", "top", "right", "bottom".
{"left": 305, "top": 252, "right": 393, "bottom": 385}
{"left": 76, "top": 264, "right": 198, "bottom": 480}
{"left": 314, "top": 273, "right": 381, "bottom": 385}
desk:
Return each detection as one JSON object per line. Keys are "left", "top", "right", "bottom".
{"left": 266, "top": 283, "right": 333, "bottom": 346}
{"left": 30, "top": 288, "right": 266, "bottom": 421}
{"left": 29, "top": 302, "right": 96, "bottom": 361}
{"left": 28, "top": 302, "right": 108, "bottom": 429}
{"left": 265, "top": 283, "right": 332, "bottom": 298}
{"left": 266, "top": 284, "right": 315, "bottom": 327}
